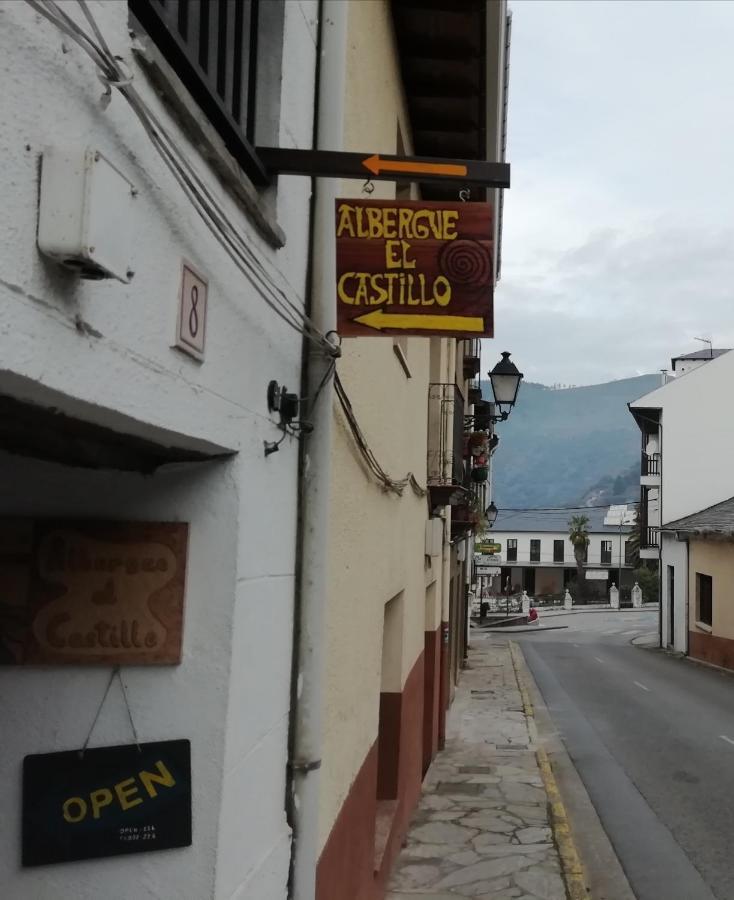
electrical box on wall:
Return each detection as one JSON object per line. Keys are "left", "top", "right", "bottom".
{"left": 37, "top": 147, "right": 136, "bottom": 282}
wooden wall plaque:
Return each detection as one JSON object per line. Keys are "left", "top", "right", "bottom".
{"left": 335, "top": 199, "right": 494, "bottom": 338}
{"left": 0, "top": 520, "right": 188, "bottom": 665}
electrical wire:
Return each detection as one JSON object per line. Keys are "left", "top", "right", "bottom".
{"left": 27, "top": 0, "right": 338, "bottom": 358}
{"left": 497, "top": 502, "right": 639, "bottom": 511}
{"left": 334, "top": 372, "right": 426, "bottom": 498}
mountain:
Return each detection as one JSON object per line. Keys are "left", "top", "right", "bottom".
{"left": 575, "top": 461, "right": 640, "bottom": 507}
{"left": 483, "top": 374, "right": 660, "bottom": 509}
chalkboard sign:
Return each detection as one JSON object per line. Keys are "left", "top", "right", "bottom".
{"left": 22, "top": 739, "right": 191, "bottom": 866}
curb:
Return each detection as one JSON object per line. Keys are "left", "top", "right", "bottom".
{"left": 477, "top": 624, "right": 569, "bottom": 634}
{"left": 509, "top": 641, "right": 590, "bottom": 900}
{"left": 540, "top": 605, "right": 658, "bottom": 618}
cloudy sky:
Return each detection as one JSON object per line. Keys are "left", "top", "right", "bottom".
{"left": 485, "top": 0, "right": 734, "bottom": 386}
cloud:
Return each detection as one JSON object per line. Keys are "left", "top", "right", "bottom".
{"left": 494, "top": 0, "right": 734, "bottom": 383}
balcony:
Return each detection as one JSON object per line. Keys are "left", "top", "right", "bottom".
{"left": 641, "top": 451, "right": 661, "bottom": 484}
{"left": 427, "top": 383, "right": 466, "bottom": 510}
{"left": 641, "top": 526, "right": 660, "bottom": 551}
{"left": 463, "top": 338, "right": 481, "bottom": 380}
{"left": 468, "top": 378, "right": 482, "bottom": 406}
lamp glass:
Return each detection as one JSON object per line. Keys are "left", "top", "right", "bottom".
{"left": 486, "top": 501, "right": 498, "bottom": 526}
{"left": 489, "top": 352, "right": 523, "bottom": 410}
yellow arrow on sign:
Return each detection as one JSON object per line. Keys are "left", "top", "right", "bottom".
{"left": 353, "top": 308, "right": 484, "bottom": 333}
{"left": 362, "top": 154, "right": 468, "bottom": 179}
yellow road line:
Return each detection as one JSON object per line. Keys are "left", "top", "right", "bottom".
{"left": 509, "top": 641, "right": 591, "bottom": 900}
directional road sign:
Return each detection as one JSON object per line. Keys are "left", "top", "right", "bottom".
{"left": 256, "top": 148, "right": 510, "bottom": 189}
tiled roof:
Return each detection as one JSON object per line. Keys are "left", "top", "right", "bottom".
{"left": 671, "top": 349, "right": 730, "bottom": 362}
{"left": 664, "top": 496, "right": 734, "bottom": 536}
{"left": 493, "top": 506, "right": 633, "bottom": 535}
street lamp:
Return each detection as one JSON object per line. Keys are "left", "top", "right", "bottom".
{"left": 488, "top": 352, "right": 523, "bottom": 421}
{"left": 485, "top": 501, "right": 498, "bottom": 527}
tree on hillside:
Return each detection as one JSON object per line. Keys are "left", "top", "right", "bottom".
{"left": 568, "top": 515, "right": 590, "bottom": 600}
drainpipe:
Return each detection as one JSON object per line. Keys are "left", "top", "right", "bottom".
{"left": 287, "top": 2, "right": 347, "bottom": 898}
{"left": 658, "top": 419, "right": 663, "bottom": 649}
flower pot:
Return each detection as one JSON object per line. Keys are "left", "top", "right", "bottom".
{"left": 471, "top": 466, "right": 489, "bottom": 483}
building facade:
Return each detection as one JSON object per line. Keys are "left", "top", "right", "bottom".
{"left": 0, "top": 1, "right": 320, "bottom": 897}
{"left": 664, "top": 498, "right": 734, "bottom": 669}
{"left": 315, "top": 3, "right": 510, "bottom": 899}
{"left": 0, "top": 2, "right": 510, "bottom": 899}
{"left": 630, "top": 347, "right": 734, "bottom": 653}
{"left": 490, "top": 507, "right": 634, "bottom": 601}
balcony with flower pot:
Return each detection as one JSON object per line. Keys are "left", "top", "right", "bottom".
{"left": 427, "top": 382, "right": 468, "bottom": 511}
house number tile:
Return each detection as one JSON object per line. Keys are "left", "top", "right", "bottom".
{"left": 175, "top": 261, "right": 208, "bottom": 361}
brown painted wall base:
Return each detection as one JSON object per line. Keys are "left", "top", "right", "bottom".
{"left": 316, "top": 742, "right": 378, "bottom": 900}
{"left": 689, "top": 629, "right": 734, "bottom": 670}
{"left": 422, "top": 626, "right": 440, "bottom": 774}
{"left": 317, "top": 650, "right": 429, "bottom": 900}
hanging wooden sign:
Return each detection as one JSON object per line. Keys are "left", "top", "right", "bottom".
{"left": 335, "top": 199, "right": 494, "bottom": 338}
{"left": 22, "top": 739, "right": 192, "bottom": 866}
{"left": 0, "top": 519, "right": 188, "bottom": 665}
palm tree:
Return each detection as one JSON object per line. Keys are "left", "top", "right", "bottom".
{"left": 568, "top": 514, "right": 590, "bottom": 599}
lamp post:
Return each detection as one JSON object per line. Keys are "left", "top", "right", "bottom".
{"left": 619, "top": 521, "right": 623, "bottom": 601}
{"left": 488, "top": 351, "right": 523, "bottom": 422}
{"left": 485, "top": 501, "right": 498, "bottom": 528}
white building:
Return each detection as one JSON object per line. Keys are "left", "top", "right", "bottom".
{"left": 670, "top": 348, "right": 730, "bottom": 376}
{"left": 0, "top": 2, "right": 322, "bottom": 897}
{"left": 489, "top": 506, "right": 634, "bottom": 602}
{"left": 630, "top": 348, "right": 734, "bottom": 652}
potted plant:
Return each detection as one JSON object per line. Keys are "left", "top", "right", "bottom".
{"left": 471, "top": 465, "right": 489, "bottom": 483}
{"left": 468, "top": 432, "right": 488, "bottom": 456}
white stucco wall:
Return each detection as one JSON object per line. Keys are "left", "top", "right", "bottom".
{"left": 660, "top": 534, "right": 688, "bottom": 652}
{"left": 631, "top": 349, "right": 734, "bottom": 524}
{"left": 0, "top": 1, "right": 319, "bottom": 897}
{"left": 490, "top": 530, "right": 632, "bottom": 571}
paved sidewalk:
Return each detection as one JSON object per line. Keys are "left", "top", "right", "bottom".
{"left": 387, "top": 636, "right": 577, "bottom": 900}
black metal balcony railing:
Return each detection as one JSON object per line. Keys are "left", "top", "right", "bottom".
{"left": 468, "top": 377, "right": 482, "bottom": 406}
{"left": 601, "top": 552, "right": 612, "bottom": 565}
{"left": 463, "top": 338, "right": 481, "bottom": 379}
{"left": 427, "top": 383, "right": 465, "bottom": 488}
{"left": 641, "top": 452, "right": 661, "bottom": 476}
{"left": 642, "top": 526, "right": 660, "bottom": 549}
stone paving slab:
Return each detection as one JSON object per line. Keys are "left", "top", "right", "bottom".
{"left": 387, "top": 638, "right": 568, "bottom": 900}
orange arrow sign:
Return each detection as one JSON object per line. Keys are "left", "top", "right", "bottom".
{"left": 362, "top": 154, "right": 468, "bottom": 179}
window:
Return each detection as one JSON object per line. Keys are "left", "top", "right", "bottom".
{"left": 601, "top": 540, "right": 612, "bottom": 566}
{"left": 530, "top": 539, "right": 541, "bottom": 562}
{"left": 129, "top": 0, "right": 273, "bottom": 186}
{"left": 553, "top": 540, "right": 564, "bottom": 563}
{"left": 507, "top": 539, "right": 517, "bottom": 562}
{"left": 624, "top": 540, "right": 633, "bottom": 564}
{"left": 696, "top": 573, "right": 713, "bottom": 627}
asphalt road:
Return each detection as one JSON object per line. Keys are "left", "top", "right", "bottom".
{"left": 516, "top": 609, "right": 734, "bottom": 900}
